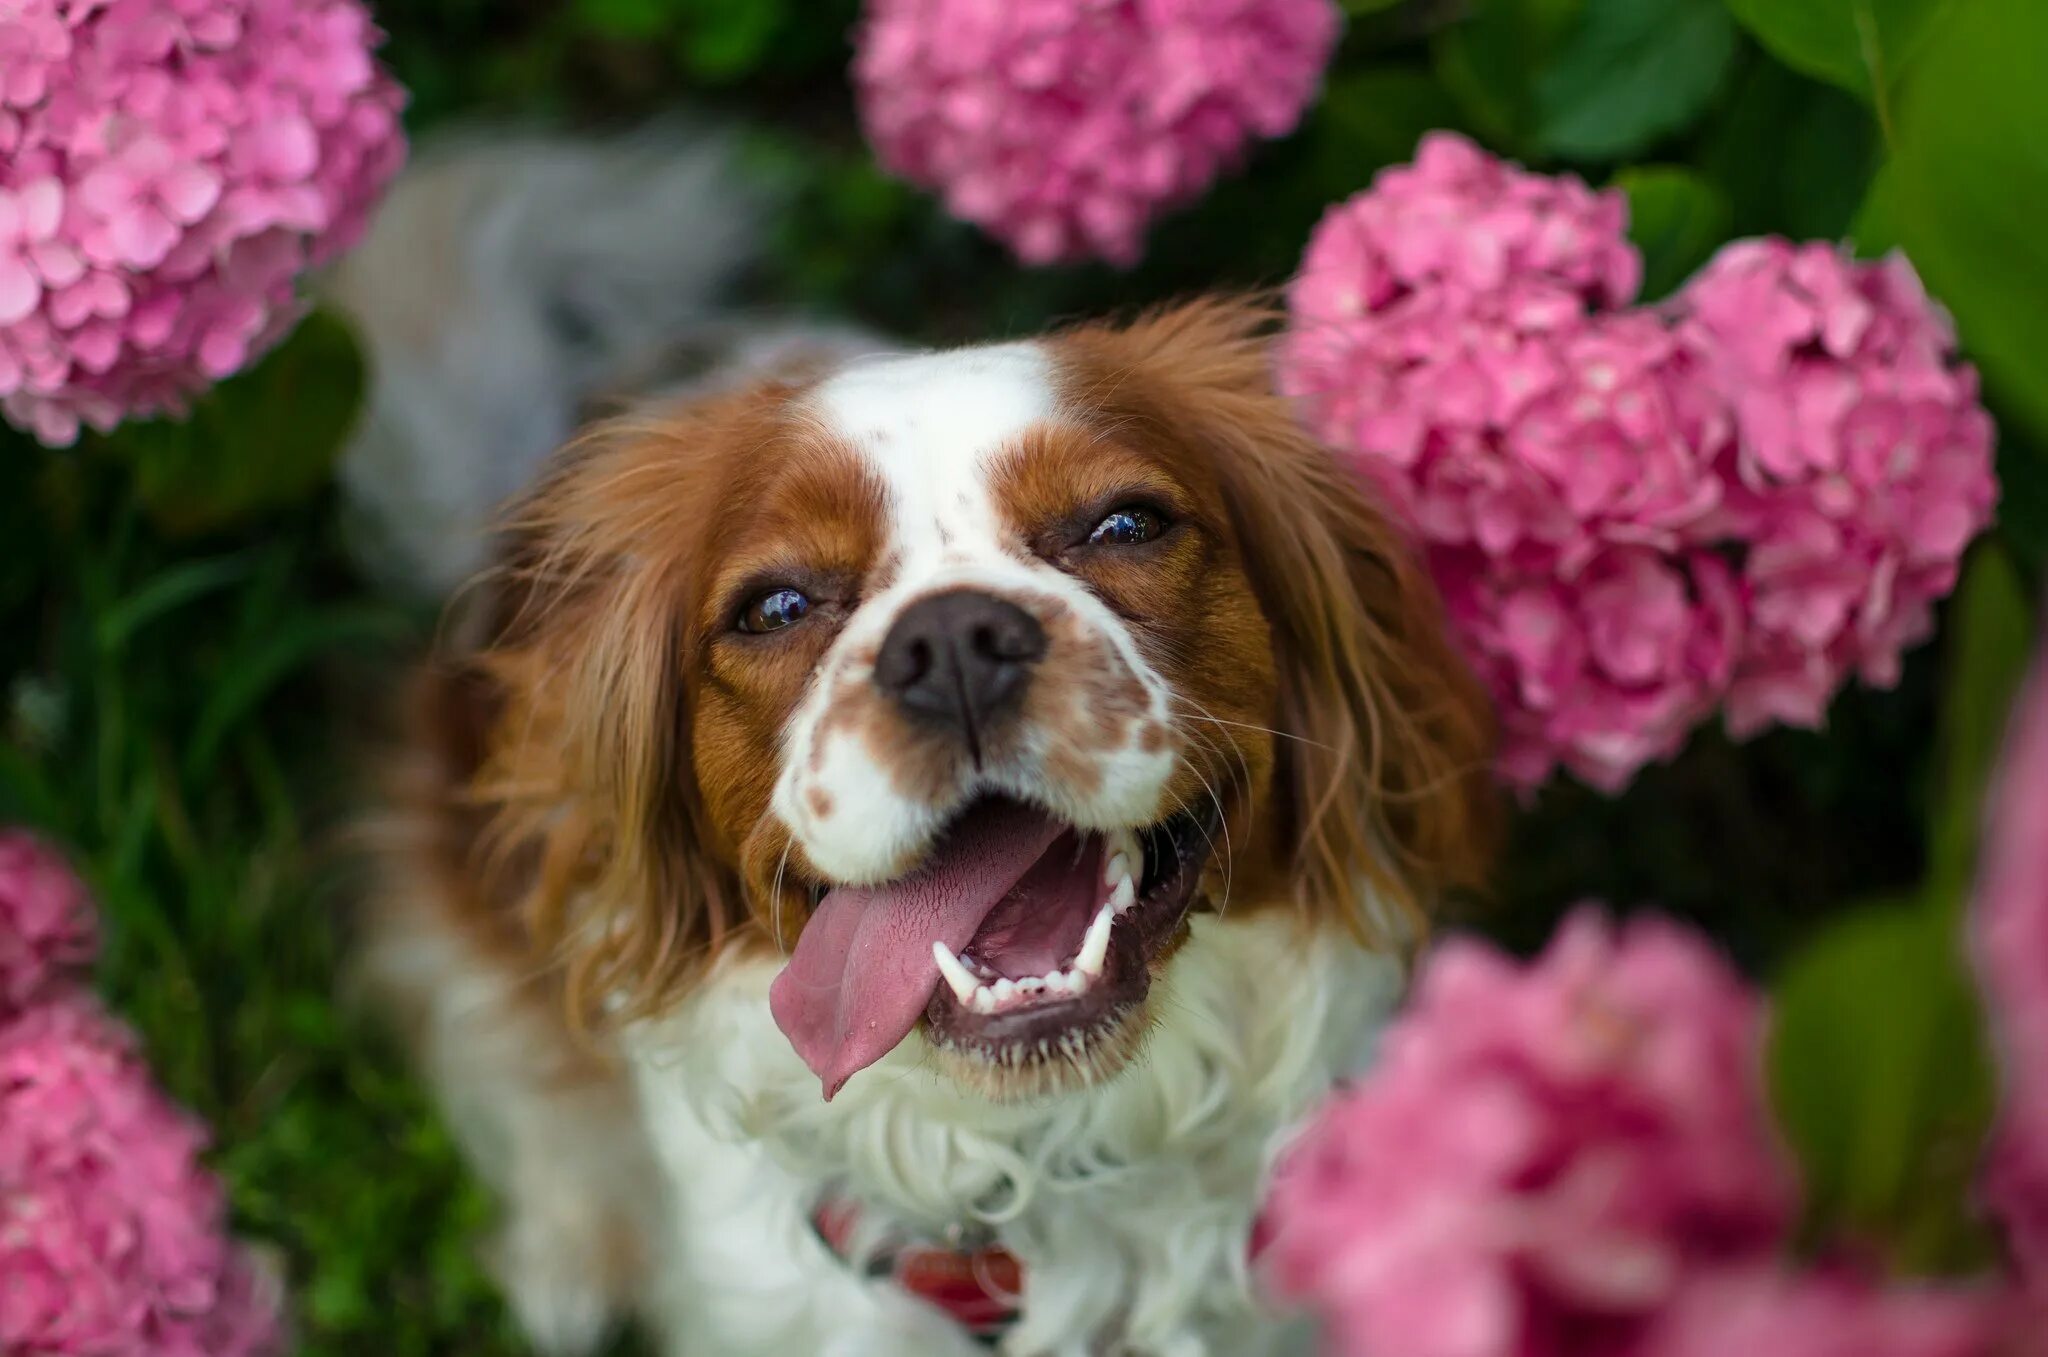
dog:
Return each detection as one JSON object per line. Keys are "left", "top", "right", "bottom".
{"left": 359, "top": 295, "right": 1496, "bottom": 1357}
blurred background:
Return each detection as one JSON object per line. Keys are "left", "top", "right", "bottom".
{"left": 1, "top": 0, "right": 2042, "bottom": 1351}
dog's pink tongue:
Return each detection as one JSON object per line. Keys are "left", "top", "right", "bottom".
{"left": 769, "top": 801, "right": 1063, "bottom": 1099}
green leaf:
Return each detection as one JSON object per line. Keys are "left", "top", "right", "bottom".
{"left": 1721, "top": 0, "right": 1952, "bottom": 106}
{"left": 1768, "top": 902, "right": 2000, "bottom": 1273}
{"left": 573, "top": 0, "right": 672, "bottom": 39}
{"left": 1310, "top": 68, "right": 1468, "bottom": 185}
{"left": 1534, "top": 0, "right": 1739, "bottom": 161}
{"left": 1925, "top": 542, "right": 2037, "bottom": 908}
{"left": 95, "top": 311, "right": 366, "bottom": 535}
{"left": 185, "top": 605, "right": 407, "bottom": 777}
{"left": 95, "top": 552, "right": 256, "bottom": 654}
{"left": 1698, "top": 57, "right": 1880, "bottom": 239}
{"left": 1616, "top": 166, "right": 1731, "bottom": 299}
{"left": 1343, "top": 0, "right": 1406, "bottom": 11}
{"left": 1432, "top": 0, "right": 1585, "bottom": 153}
{"left": 677, "top": 0, "right": 783, "bottom": 82}
{"left": 1849, "top": 162, "right": 1903, "bottom": 257}
{"left": 1889, "top": 0, "right": 2048, "bottom": 447}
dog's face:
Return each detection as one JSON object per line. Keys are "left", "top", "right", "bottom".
{"left": 478, "top": 300, "right": 1494, "bottom": 1101}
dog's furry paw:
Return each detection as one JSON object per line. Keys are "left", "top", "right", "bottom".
{"left": 481, "top": 1215, "right": 628, "bottom": 1357}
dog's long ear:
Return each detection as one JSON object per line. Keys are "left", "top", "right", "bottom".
{"left": 1063, "top": 298, "right": 1499, "bottom": 942}
{"left": 463, "top": 401, "right": 751, "bottom": 1023}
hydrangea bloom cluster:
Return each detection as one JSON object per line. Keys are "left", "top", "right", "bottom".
{"left": 0, "top": 830, "right": 95, "bottom": 1014}
{"left": 1678, "top": 242, "right": 1999, "bottom": 736}
{"left": 1641, "top": 1270, "right": 2009, "bottom": 1357}
{"left": 1973, "top": 641, "right": 2048, "bottom": 1283}
{"left": 0, "top": 828, "right": 285, "bottom": 1354}
{"left": 854, "top": 0, "right": 1338, "bottom": 265}
{"left": 1260, "top": 910, "right": 1794, "bottom": 1357}
{"left": 1281, "top": 133, "right": 1997, "bottom": 792}
{"left": 0, "top": 0, "right": 407, "bottom": 446}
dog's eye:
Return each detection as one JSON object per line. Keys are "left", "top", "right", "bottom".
{"left": 737, "top": 587, "right": 811, "bottom": 634}
{"left": 1087, "top": 506, "right": 1165, "bottom": 546}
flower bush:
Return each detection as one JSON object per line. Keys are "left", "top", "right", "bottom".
{"left": 1281, "top": 134, "right": 1998, "bottom": 794}
{"left": 854, "top": 0, "right": 1339, "bottom": 265}
{"left": 1261, "top": 910, "right": 1794, "bottom": 1357}
{"left": 1639, "top": 1269, "right": 2008, "bottom": 1357}
{"left": 0, "top": 829, "right": 95, "bottom": 1015}
{"left": 1262, "top": 906, "right": 2044, "bottom": 1357}
{"left": 1677, "top": 242, "right": 2000, "bottom": 737}
{"left": 0, "top": 828, "right": 286, "bottom": 1355}
{"left": 0, "top": 0, "right": 406, "bottom": 446}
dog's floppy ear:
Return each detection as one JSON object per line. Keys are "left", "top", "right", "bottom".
{"left": 462, "top": 402, "right": 749, "bottom": 1022}
{"left": 1063, "top": 298, "right": 1499, "bottom": 941}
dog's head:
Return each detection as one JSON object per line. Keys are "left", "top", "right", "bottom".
{"left": 472, "top": 299, "right": 1494, "bottom": 1100}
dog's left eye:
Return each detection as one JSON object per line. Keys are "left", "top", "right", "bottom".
{"left": 737, "top": 587, "right": 811, "bottom": 634}
{"left": 1087, "top": 506, "right": 1165, "bottom": 546}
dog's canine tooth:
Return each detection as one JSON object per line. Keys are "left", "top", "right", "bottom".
{"left": 1074, "top": 902, "right": 1114, "bottom": 978}
{"left": 1108, "top": 876, "right": 1136, "bottom": 917}
{"left": 932, "top": 941, "right": 981, "bottom": 1005}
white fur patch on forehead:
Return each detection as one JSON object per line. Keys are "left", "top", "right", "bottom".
{"left": 806, "top": 342, "right": 1056, "bottom": 559}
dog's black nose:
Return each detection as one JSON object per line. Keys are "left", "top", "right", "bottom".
{"left": 874, "top": 590, "right": 1046, "bottom": 761}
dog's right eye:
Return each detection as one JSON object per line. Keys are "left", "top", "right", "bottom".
{"left": 737, "top": 587, "right": 811, "bottom": 634}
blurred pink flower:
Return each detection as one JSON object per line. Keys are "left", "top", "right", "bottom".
{"left": 1973, "top": 639, "right": 2048, "bottom": 1285}
{"left": 1261, "top": 909, "right": 1795, "bottom": 1357}
{"left": 1281, "top": 135, "right": 1996, "bottom": 793}
{"left": 1677, "top": 241, "right": 1997, "bottom": 736}
{"left": 0, "top": 994, "right": 285, "bottom": 1356}
{"left": 1640, "top": 1269, "right": 2012, "bottom": 1357}
{"left": 854, "top": 0, "right": 1338, "bottom": 265}
{"left": 0, "top": 829, "right": 96, "bottom": 1016}
{"left": 0, "top": 0, "right": 406, "bottom": 446}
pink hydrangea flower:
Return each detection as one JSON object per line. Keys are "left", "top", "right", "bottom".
{"left": 854, "top": 0, "right": 1339, "bottom": 265}
{"left": 1281, "top": 134, "right": 1996, "bottom": 792}
{"left": 1676, "top": 241, "right": 1998, "bottom": 735}
{"left": 1640, "top": 1269, "right": 2012, "bottom": 1357}
{"left": 0, "top": 0, "right": 406, "bottom": 446}
{"left": 0, "top": 829, "right": 96, "bottom": 1016}
{"left": 1281, "top": 135, "right": 1727, "bottom": 789}
{"left": 1973, "top": 638, "right": 2048, "bottom": 1284}
{"left": 0, "top": 994, "right": 286, "bottom": 1356}
{"left": 1260, "top": 909, "right": 1795, "bottom": 1357}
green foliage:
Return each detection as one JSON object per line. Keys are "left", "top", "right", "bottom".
{"left": 1534, "top": 0, "right": 1739, "bottom": 160}
{"left": 92, "top": 311, "right": 366, "bottom": 535}
{"left": 1925, "top": 544, "right": 2038, "bottom": 904}
{"left": 1767, "top": 900, "right": 1999, "bottom": 1275}
{"left": 1888, "top": 0, "right": 2048, "bottom": 446}
{"left": 1431, "top": 0, "right": 1586, "bottom": 154}
{"left": 1617, "top": 165, "right": 1731, "bottom": 299}
{"left": 1723, "top": 0, "right": 1952, "bottom": 103}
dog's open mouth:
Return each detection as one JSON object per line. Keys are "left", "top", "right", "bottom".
{"left": 768, "top": 796, "right": 1218, "bottom": 1099}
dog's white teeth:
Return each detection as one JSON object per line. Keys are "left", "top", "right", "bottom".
{"left": 1074, "top": 902, "right": 1114, "bottom": 978}
{"left": 932, "top": 941, "right": 981, "bottom": 1005}
{"left": 992, "top": 978, "right": 1017, "bottom": 1003}
{"left": 1103, "top": 830, "right": 1143, "bottom": 889}
{"left": 972, "top": 986, "right": 999, "bottom": 1014}
{"left": 1016, "top": 976, "right": 1046, "bottom": 994}
{"left": 1042, "top": 968, "right": 1090, "bottom": 996}
{"left": 1108, "top": 875, "right": 1136, "bottom": 917}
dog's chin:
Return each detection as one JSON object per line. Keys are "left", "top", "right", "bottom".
{"left": 917, "top": 803, "right": 1221, "bottom": 1102}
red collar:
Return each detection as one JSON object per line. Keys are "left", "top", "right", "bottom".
{"left": 814, "top": 1199, "right": 1024, "bottom": 1338}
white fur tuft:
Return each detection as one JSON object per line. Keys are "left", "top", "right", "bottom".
{"left": 626, "top": 912, "right": 1401, "bottom": 1356}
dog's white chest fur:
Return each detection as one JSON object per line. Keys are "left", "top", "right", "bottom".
{"left": 623, "top": 915, "right": 1400, "bottom": 1357}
